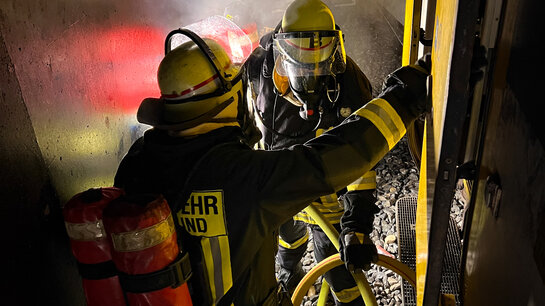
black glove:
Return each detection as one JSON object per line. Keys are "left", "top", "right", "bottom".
{"left": 379, "top": 54, "right": 432, "bottom": 118}
{"left": 339, "top": 229, "right": 378, "bottom": 272}
{"left": 338, "top": 190, "right": 380, "bottom": 272}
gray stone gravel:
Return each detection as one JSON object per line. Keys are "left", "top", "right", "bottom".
{"left": 285, "top": 136, "right": 467, "bottom": 305}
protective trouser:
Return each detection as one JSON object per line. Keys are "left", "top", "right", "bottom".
{"left": 278, "top": 220, "right": 366, "bottom": 305}
{"left": 312, "top": 223, "right": 364, "bottom": 305}
{"left": 277, "top": 218, "right": 309, "bottom": 272}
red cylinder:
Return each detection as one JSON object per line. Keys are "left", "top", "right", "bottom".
{"left": 103, "top": 194, "right": 192, "bottom": 306}
{"left": 63, "top": 187, "right": 126, "bottom": 306}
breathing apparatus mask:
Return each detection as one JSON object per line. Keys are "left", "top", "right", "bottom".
{"left": 272, "top": 30, "right": 346, "bottom": 120}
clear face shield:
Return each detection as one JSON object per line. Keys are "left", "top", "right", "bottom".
{"left": 272, "top": 30, "right": 346, "bottom": 119}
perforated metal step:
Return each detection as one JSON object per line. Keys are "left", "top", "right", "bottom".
{"left": 395, "top": 196, "right": 462, "bottom": 305}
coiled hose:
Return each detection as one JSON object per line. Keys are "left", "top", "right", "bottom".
{"left": 291, "top": 205, "right": 416, "bottom": 306}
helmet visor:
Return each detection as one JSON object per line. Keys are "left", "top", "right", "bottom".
{"left": 168, "top": 15, "right": 254, "bottom": 67}
{"left": 273, "top": 30, "right": 346, "bottom": 77}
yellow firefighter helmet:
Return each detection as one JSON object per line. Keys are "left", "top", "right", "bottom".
{"left": 137, "top": 29, "right": 243, "bottom": 136}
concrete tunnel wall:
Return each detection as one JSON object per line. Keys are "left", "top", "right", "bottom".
{"left": 0, "top": 0, "right": 405, "bottom": 304}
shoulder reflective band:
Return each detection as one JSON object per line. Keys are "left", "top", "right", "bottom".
{"left": 111, "top": 215, "right": 175, "bottom": 252}
{"left": 119, "top": 252, "right": 192, "bottom": 293}
{"left": 347, "top": 171, "right": 377, "bottom": 191}
{"left": 65, "top": 220, "right": 105, "bottom": 241}
{"left": 279, "top": 232, "right": 309, "bottom": 250}
{"left": 354, "top": 98, "right": 406, "bottom": 150}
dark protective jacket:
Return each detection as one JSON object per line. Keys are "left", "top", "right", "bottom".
{"left": 114, "top": 68, "right": 424, "bottom": 305}
{"left": 244, "top": 32, "right": 377, "bottom": 228}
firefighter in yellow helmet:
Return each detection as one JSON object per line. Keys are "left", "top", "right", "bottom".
{"left": 244, "top": 1, "right": 379, "bottom": 304}
{"left": 115, "top": 25, "right": 431, "bottom": 304}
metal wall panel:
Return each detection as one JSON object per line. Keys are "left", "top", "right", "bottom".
{"left": 462, "top": 0, "right": 545, "bottom": 304}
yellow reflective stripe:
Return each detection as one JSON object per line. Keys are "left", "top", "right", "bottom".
{"left": 279, "top": 232, "right": 309, "bottom": 249}
{"left": 357, "top": 108, "right": 395, "bottom": 148}
{"left": 347, "top": 171, "right": 377, "bottom": 191}
{"left": 319, "top": 194, "right": 339, "bottom": 205}
{"left": 355, "top": 98, "right": 406, "bottom": 149}
{"left": 218, "top": 236, "right": 233, "bottom": 294}
{"left": 347, "top": 182, "right": 376, "bottom": 191}
{"left": 201, "top": 236, "right": 233, "bottom": 303}
{"left": 373, "top": 98, "right": 406, "bottom": 136}
{"left": 318, "top": 207, "right": 343, "bottom": 214}
{"left": 65, "top": 220, "right": 105, "bottom": 241}
{"left": 294, "top": 211, "right": 343, "bottom": 225}
{"left": 201, "top": 238, "right": 217, "bottom": 302}
{"left": 355, "top": 232, "right": 365, "bottom": 244}
{"left": 110, "top": 215, "right": 175, "bottom": 252}
{"left": 363, "top": 170, "right": 376, "bottom": 178}
{"left": 320, "top": 200, "right": 342, "bottom": 208}
{"left": 314, "top": 198, "right": 343, "bottom": 212}
{"left": 320, "top": 203, "right": 343, "bottom": 211}
{"left": 331, "top": 285, "right": 361, "bottom": 303}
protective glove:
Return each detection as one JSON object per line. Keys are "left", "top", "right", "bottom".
{"left": 338, "top": 190, "right": 380, "bottom": 272}
{"left": 339, "top": 229, "right": 378, "bottom": 272}
{"left": 379, "top": 54, "right": 432, "bottom": 118}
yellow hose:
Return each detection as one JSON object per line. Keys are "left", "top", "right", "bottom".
{"left": 292, "top": 253, "right": 343, "bottom": 306}
{"left": 317, "top": 280, "right": 330, "bottom": 306}
{"left": 292, "top": 205, "right": 417, "bottom": 305}
{"left": 301, "top": 205, "right": 377, "bottom": 306}
{"left": 303, "top": 205, "right": 340, "bottom": 251}
{"left": 291, "top": 254, "right": 417, "bottom": 305}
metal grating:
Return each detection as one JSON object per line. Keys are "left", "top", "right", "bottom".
{"left": 396, "top": 196, "right": 462, "bottom": 305}
{"left": 396, "top": 196, "right": 418, "bottom": 305}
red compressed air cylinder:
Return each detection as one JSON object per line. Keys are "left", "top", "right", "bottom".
{"left": 103, "top": 194, "right": 192, "bottom": 306}
{"left": 63, "top": 187, "right": 126, "bottom": 306}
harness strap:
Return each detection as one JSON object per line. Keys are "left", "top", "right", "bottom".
{"left": 118, "top": 252, "right": 192, "bottom": 293}
{"left": 77, "top": 260, "right": 117, "bottom": 280}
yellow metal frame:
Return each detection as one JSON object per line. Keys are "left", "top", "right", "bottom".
{"left": 402, "top": 0, "right": 423, "bottom": 66}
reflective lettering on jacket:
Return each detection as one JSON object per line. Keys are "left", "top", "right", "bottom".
{"left": 178, "top": 190, "right": 227, "bottom": 236}
{"left": 176, "top": 190, "right": 233, "bottom": 303}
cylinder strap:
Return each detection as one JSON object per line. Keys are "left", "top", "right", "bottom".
{"left": 118, "top": 252, "right": 192, "bottom": 293}
{"left": 77, "top": 260, "right": 117, "bottom": 280}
